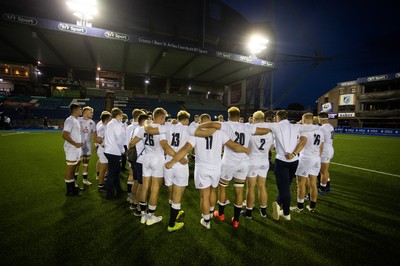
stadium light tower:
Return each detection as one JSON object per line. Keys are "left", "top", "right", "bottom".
{"left": 247, "top": 34, "right": 269, "bottom": 58}
{"left": 66, "top": 0, "right": 98, "bottom": 27}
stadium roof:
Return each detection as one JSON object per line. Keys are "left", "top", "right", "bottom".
{"left": 0, "top": 10, "right": 274, "bottom": 89}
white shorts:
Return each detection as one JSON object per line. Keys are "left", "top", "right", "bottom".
{"left": 97, "top": 146, "right": 108, "bottom": 164}
{"left": 247, "top": 163, "right": 269, "bottom": 178}
{"left": 64, "top": 145, "right": 82, "bottom": 164}
{"left": 321, "top": 148, "right": 334, "bottom": 163}
{"left": 142, "top": 155, "right": 165, "bottom": 178}
{"left": 81, "top": 142, "right": 92, "bottom": 156}
{"left": 220, "top": 161, "right": 249, "bottom": 182}
{"left": 194, "top": 164, "right": 221, "bottom": 189}
{"left": 295, "top": 156, "right": 321, "bottom": 177}
{"left": 164, "top": 163, "right": 189, "bottom": 187}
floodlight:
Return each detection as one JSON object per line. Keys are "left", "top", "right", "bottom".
{"left": 248, "top": 35, "right": 268, "bottom": 55}
{"left": 67, "top": 0, "right": 98, "bottom": 26}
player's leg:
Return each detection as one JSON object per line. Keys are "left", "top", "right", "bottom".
{"left": 291, "top": 176, "right": 306, "bottom": 213}
{"left": 307, "top": 174, "right": 318, "bottom": 212}
{"left": 65, "top": 162, "right": 80, "bottom": 196}
{"left": 98, "top": 162, "right": 107, "bottom": 192}
{"left": 127, "top": 166, "right": 134, "bottom": 202}
{"left": 132, "top": 162, "right": 143, "bottom": 215}
{"left": 199, "top": 187, "right": 211, "bottom": 229}
{"left": 139, "top": 175, "right": 151, "bottom": 223}
{"left": 97, "top": 147, "right": 108, "bottom": 192}
{"left": 257, "top": 175, "right": 268, "bottom": 217}
{"left": 82, "top": 155, "right": 92, "bottom": 185}
{"left": 146, "top": 176, "right": 164, "bottom": 225}
{"left": 214, "top": 164, "right": 233, "bottom": 220}
{"left": 319, "top": 161, "right": 330, "bottom": 193}
{"left": 243, "top": 175, "right": 256, "bottom": 219}
{"left": 167, "top": 184, "right": 186, "bottom": 232}
{"left": 74, "top": 158, "right": 82, "bottom": 188}
{"left": 232, "top": 177, "right": 245, "bottom": 227}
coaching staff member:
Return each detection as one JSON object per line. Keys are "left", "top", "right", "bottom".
{"left": 262, "top": 110, "right": 317, "bottom": 221}
{"left": 104, "top": 108, "right": 125, "bottom": 200}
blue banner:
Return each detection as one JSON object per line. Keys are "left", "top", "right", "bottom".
{"left": 335, "top": 127, "right": 400, "bottom": 137}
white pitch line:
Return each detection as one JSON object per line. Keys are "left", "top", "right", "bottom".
{"left": 331, "top": 162, "right": 400, "bottom": 177}
{"left": 0, "top": 132, "right": 27, "bottom": 137}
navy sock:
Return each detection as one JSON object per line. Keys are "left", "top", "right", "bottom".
{"left": 233, "top": 205, "right": 241, "bottom": 221}
{"left": 218, "top": 203, "right": 225, "bottom": 215}
{"left": 169, "top": 207, "right": 179, "bottom": 227}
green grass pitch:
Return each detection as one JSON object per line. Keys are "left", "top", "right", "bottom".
{"left": 0, "top": 131, "right": 399, "bottom": 265}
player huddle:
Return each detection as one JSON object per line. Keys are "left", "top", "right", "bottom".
{"left": 62, "top": 104, "right": 334, "bottom": 231}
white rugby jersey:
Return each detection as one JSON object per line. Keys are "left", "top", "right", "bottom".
{"left": 188, "top": 128, "right": 230, "bottom": 166}
{"left": 78, "top": 117, "right": 96, "bottom": 145}
{"left": 63, "top": 115, "right": 81, "bottom": 148}
{"left": 163, "top": 122, "right": 191, "bottom": 161}
{"left": 104, "top": 118, "right": 125, "bottom": 156}
{"left": 299, "top": 129, "right": 324, "bottom": 157}
{"left": 248, "top": 132, "right": 273, "bottom": 164}
{"left": 132, "top": 126, "right": 146, "bottom": 163}
{"left": 220, "top": 121, "right": 256, "bottom": 165}
{"left": 96, "top": 121, "right": 106, "bottom": 139}
{"left": 134, "top": 125, "right": 166, "bottom": 159}
{"left": 320, "top": 123, "right": 334, "bottom": 149}
{"left": 126, "top": 122, "right": 139, "bottom": 146}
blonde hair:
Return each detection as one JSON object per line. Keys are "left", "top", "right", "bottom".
{"left": 132, "top": 109, "right": 144, "bottom": 120}
{"left": 302, "top": 112, "right": 314, "bottom": 120}
{"left": 111, "top": 108, "right": 123, "bottom": 118}
{"left": 252, "top": 111, "right": 265, "bottom": 122}
{"left": 177, "top": 110, "right": 190, "bottom": 121}
{"left": 228, "top": 106, "right": 240, "bottom": 119}
{"left": 153, "top": 107, "right": 168, "bottom": 119}
{"left": 82, "top": 106, "right": 93, "bottom": 114}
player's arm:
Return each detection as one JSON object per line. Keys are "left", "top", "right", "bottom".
{"left": 254, "top": 127, "right": 271, "bottom": 135}
{"left": 285, "top": 136, "right": 307, "bottom": 160}
{"left": 96, "top": 136, "right": 104, "bottom": 145}
{"left": 160, "top": 139, "right": 176, "bottom": 157}
{"left": 165, "top": 142, "right": 193, "bottom": 169}
{"left": 128, "top": 136, "right": 141, "bottom": 149}
{"left": 144, "top": 125, "right": 161, "bottom": 135}
{"left": 62, "top": 131, "right": 83, "bottom": 148}
{"left": 224, "top": 139, "right": 251, "bottom": 155}
{"left": 197, "top": 121, "right": 222, "bottom": 130}
{"left": 297, "top": 124, "right": 319, "bottom": 132}
{"left": 92, "top": 131, "right": 101, "bottom": 144}
{"left": 194, "top": 128, "right": 217, "bottom": 137}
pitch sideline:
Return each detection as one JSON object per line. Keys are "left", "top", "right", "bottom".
{"left": 331, "top": 162, "right": 400, "bottom": 177}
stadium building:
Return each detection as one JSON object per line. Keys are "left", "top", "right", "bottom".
{"left": 317, "top": 72, "right": 400, "bottom": 129}
{"left": 0, "top": 0, "right": 275, "bottom": 128}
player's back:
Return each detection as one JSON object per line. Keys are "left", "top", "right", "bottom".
{"left": 220, "top": 121, "right": 254, "bottom": 164}
{"left": 191, "top": 130, "right": 228, "bottom": 166}
{"left": 320, "top": 123, "right": 334, "bottom": 148}
{"left": 300, "top": 129, "right": 324, "bottom": 157}
{"left": 166, "top": 123, "right": 191, "bottom": 160}
{"left": 134, "top": 126, "right": 165, "bottom": 158}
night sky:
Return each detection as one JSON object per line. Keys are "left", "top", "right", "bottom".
{"left": 222, "top": 0, "right": 400, "bottom": 109}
